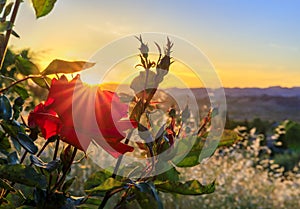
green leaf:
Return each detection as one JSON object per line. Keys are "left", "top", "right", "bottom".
{"left": 31, "top": 76, "right": 52, "bottom": 89}
{"left": 3, "top": 2, "right": 13, "bottom": 18}
{"left": 41, "top": 59, "right": 95, "bottom": 75}
{"left": 17, "top": 132, "right": 38, "bottom": 154}
{"left": 174, "top": 130, "right": 242, "bottom": 167}
{"left": 155, "top": 180, "right": 215, "bottom": 195}
{"left": 31, "top": 0, "right": 57, "bottom": 18}
{"left": 85, "top": 178, "right": 124, "bottom": 195}
{"left": 0, "top": 21, "right": 11, "bottom": 32}
{"left": 0, "top": 134, "right": 11, "bottom": 155}
{"left": 84, "top": 170, "right": 111, "bottom": 191}
{"left": 156, "top": 164, "right": 180, "bottom": 182}
{"left": 62, "top": 177, "right": 76, "bottom": 193}
{"left": 0, "top": 164, "right": 47, "bottom": 188}
{"left": 0, "top": 95, "right": 12, "bottom": 120}
{"left": 12, "top": 84, "right": 29, "bottom": 100}
{"left": 15, "top": 55, "right": 40, "bottom": 76}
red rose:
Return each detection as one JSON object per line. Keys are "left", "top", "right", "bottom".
{"left": 28, "top": 75, "right": 135, "bottom": 158}
{"left": 28, "top": 98, "right": 61, "bottom": 140}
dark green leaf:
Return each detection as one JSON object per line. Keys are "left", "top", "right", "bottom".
{"left": 0, "top": 178, "right": 15, "bottom": 191}
{"left": 41, "top": 59, "right": 95, "bottom": 75}
{"left": 62, "top": 177, "right": 76, "bottom": 193}
{"left": 16, "top": 206, "right": 36, "bottom": 209}
{"left": 0, "top": 120, "right": 24, "bottom": 139}
{"left": 11, "top": 84, "right": 29, "bottom": 100}
{"left": 134, "top": 182, "right": 163, "bottom": 209}
{"left": 60, "top": 144, "right": 73, "bottom": 171}
{"left": 0, "top": 95, "right": 12, "bottom": 120}
{"left": 31, "top": 0, "right": 57, "bottom": 18}
{"left": 0, "top": 164, "right": 47, "bottom": 188}
{"left": 17, "top": 132, "right": 38, "bottom": 154}
{"left": 30, "top": 155, "right": 60, "bottom": 172}
{"left": 31, "top": 76, "right": 52, "bottom": 89}
{"left": 14, "top": 97, "right": 24, "bottom": 106}
{"left": 15, "top": 55, "right": 40, "bottom": 75}
{"left": 7, "top": 151, "right": 19, "bottom": 164}
{"left": 75, "top": 197, "right": 101, "bottom": 209}
{"left": 11, "top": 136, "right": 21, "bottom": 153}
{"left": 11, "top": 29, "right": 20, "bottom": 38}
{"left": 0, "top": 0, "right": 7, "bottom": 14}
{"left": 155, "top": 180, "right": 215, "bottom": 195}
{"left": 3, "top": 2, "right": 13, "bottom": 18}
{"left": 85, "top": 178, "right": 124, "bottom": 195}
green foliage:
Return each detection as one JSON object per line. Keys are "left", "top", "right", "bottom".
{"left": 0, "top": 165, "right": 47, "bottom": 188}
{"left": 15, "top": 56, "right": 40, "bottom": 76}
{"left": 0, "top": 95, "right": 12, "bottom": 120}
{"left": 31, "top": 0, "right": 57, "bottom": 18}
{"left": 85, "top": 178, "right": 125, "bottom": 195}
{"left": 155, "top": 180, "right": 215, "bottom": 195}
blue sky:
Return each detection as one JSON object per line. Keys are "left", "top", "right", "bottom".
{"left": 11, "top": 0, "right": 300, "bottom": 87}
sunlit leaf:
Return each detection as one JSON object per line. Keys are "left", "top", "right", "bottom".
{"left": 31, "top": 0, "right": 57, "bottom": 18}
{"left": 41, "top": 59, "right": 95, "bottom": 75}
{"left": 85, "top": 178, "right": 124, "bottom": 195}
{"left": 3, "top": 2, "right": 13, "bottom": 18}
{"left": 0, "top": 164, "right": 47, "bottom": 188}
{"left": 156, "top": 164, "right": 180, "bottom": 182}
{"left": 155, "top": 180, "right": 215, "bottom": 195}
{"left": 0, "top": 21, "right": 11, "bottom": 32}
{"left": 85, "top": 177, "right": 125, "bottom": 195}
{"left": 84, "top": 170, "right": 111, "bottom": 192}
{"left": 31, "top": 76, "right": 52, "bottom": 89}
{"left": 15, "top": 55, "right": 40, "bottom": 75}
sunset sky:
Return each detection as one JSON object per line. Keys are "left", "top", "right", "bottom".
{"left": 11, "top": 0, "right": 300, "bottom": 88}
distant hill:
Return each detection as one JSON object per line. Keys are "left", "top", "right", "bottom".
{"left": 164, "top": 87, "right": 300, "bottom": 122}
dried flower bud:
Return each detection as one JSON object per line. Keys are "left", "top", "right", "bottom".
{"left": 136, "top": 35, "right": 149, "bottom": 59}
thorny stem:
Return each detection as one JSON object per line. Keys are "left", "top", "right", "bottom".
{"left": 29, "top": 140, "right": 51, "bottom": 166}
{"left": 0, "top": 0, "right": 22, "bottom": 68}
{"left": 52, "top": 147, "right": 77, "bottom": 192}
{"left": 19, "top": 150, "right": 28, "bottom": 164}
{"left": 98, "top": 187, "right": 125, "bottom": 209}
{"left": 0, "top": 75, "right": 42, "bottom": 94}
{"left": 47, "top": 139, "right": 60, "bottom": 194}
